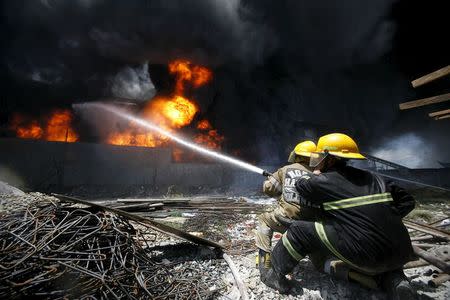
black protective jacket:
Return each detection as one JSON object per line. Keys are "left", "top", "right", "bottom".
{"left": 295, "top": 166, "right": 415, "bottom": 272}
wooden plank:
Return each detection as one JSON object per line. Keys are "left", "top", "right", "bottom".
{"left": 429, "top": 109, "right": 450, "bottom": 117}
{"left": 399, "top": 93, "right": 450, "bottom": 110}
{"left": 413, "top": 245, "right": 450, "bottom": 274}
{"left": 411, "top": 243, "right": 435, "bottom": 249}
{"left": 114, "top": 203, "right": 163, "bottom": 211}
{"left": 117, "top": 197, "right": 234, "bottom": 204}
{"left": 404, "top": 258, "right": 450, "bottom": 269}
{"left": 136, "top": 212, "right": 171, "bottom": 218}
{"left": 430, "top": 217, "right": 450, "bottom": 226}
{"left": 118, "top": 198, "right": 189, "bottom": 204}
{"left": 403, "top": 220, "right": 450, "bottom": 241}
{"left": 223, "top": 253, "right": 249, "bottom": 300}
{"left": 410, "top": 235, "right": 435, "bottom": 241}
{"left": 435, "top": 114, "right": 450, "bottom": 120}
{"left": 412, "top": 65, "right": 450, "bottom": 88}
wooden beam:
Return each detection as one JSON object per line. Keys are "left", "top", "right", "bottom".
{"left": 412, "top": 65, "right": 450, "bottom": 88}
{"left": 435, "top": 114, "right": 450, "bottom": 120}
{"left": 399, "top": 93, "right": 450, "bottom": 110}
{"left": 222, "top": 253, "right": 249, "bottom": 300}
{"left": 404, "top": 258, "right": 450, "bottom": 269}
{"left": 429, "top": 109, "right": 450, "bottom": 117}
{"left": 413, "top": 245, "right": 450, "bottom": 274}
{"left": 403, "top": 220, "right": 450, "bottom": 241}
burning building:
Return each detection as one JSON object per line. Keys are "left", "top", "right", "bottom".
{"left": 7, "top": 60, "right": 223, "bottom": 161}
{"left": 0, "top": 60, "right": 267, "bottom": 194}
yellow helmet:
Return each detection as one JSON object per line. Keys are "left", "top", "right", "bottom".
{"left": 316, "top": 133, "right": 365, "bottom": 160}
{"left": 294, "top": 140, "right": 316, "bottom": 157}
{"left": 288, "top": 140, "right": 316, "bottom": 162}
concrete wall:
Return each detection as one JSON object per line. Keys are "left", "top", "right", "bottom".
{"left": 0, "top": 138, "right": 271, "bottom": 195}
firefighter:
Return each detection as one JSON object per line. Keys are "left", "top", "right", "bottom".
{"left": 261, "top": 133, "right": 417, "bottom": 300}
{"left": 255, "top": 140, "right": 322, "bottom": 278}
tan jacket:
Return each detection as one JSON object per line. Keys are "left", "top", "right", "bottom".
{"left": 263, "top": 163, "right": 312, "bottom": 203}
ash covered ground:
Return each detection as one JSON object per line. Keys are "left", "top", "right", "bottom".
{"left": 1, "top": 182, "right": 449, "bottom": 300}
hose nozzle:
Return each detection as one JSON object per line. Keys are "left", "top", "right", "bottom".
{"left": 262, "top": 170, "right": 272, "bottom": 177}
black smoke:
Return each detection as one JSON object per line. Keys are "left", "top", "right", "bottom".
{"left": 1, "top": 0, "right": 449, "bottom": 165}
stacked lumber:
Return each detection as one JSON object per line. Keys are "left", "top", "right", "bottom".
{"left": 399, "top": 65, "right": 450, "bottom": 121}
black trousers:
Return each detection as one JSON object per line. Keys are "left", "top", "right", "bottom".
{"left": 271, "top": 220, "right": 331, "bottom": 275}
{"left": 272, "top": 219, "right": 411, "bottom": 277}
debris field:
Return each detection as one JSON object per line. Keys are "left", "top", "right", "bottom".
{"left": 1, "top": 191, "right": 449, "bottom": 299}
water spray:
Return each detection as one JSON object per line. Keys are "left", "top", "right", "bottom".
{"left": 90, "top": 103, "right": 272, "bottom": 177}
{"left": 78, "top": 103, "right": 448, "bottom": 192}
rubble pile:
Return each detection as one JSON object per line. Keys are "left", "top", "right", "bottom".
{"left": 0, "top": 197, "right": 225, "bottom": 299}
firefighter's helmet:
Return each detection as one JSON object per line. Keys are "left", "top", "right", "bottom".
{"left": 316, "top": 133, "right": 365, "bottom": 160}
{"left": 287, "top": 140, "right": 316, "bottom": 162}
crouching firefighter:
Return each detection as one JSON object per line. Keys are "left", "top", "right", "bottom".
{"left": 261, "top": 133, "right": 417, "bottom": 300}
{"left": 255, "top": 141, "right": 322, "bottom": 278}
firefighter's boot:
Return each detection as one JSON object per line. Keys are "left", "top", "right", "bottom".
{"left": 260, "top": 268, "right": 292, "bottom": 294}
{"left": 256, "top": 249, "right": 271, "bottom": 278}
{"left": 381, "top": 270, "right": 418, "bottom": 300}
{"left": 325, "top": 258, "right": 378, "bottom": 289}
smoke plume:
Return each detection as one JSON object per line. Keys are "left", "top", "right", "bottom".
{"left": 2, "top": 0, "right": 449, "bottom": 165}
{"left": 372, "top": 133, "right": 439, "bottom": 168}
{"left": 108, "top": 64, "right": 156, "bottom": 101}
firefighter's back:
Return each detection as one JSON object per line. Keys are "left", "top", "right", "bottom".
{"left": 297, "top": 166, "right": 414, "bottom": 272}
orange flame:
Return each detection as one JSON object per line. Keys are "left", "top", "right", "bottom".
{"left": 169, "top": 59, "right": 212, "bottom": 93}
{"left": 146, "top": 95, "right": 198, "bottom": 128}
{"left": 9, "top": 60, "right": 223, "bottom": 157}
{"left": 46, "top": 110, "right": 78, "bottom": 142}
{"left": 107, "top": 59, "right": 224, "bottom": 158}
{"left": 196, "top": 119, "right": 212, "bottom": 130}
{"left": 107, "top": 95, "right": 198, "bottom": 147}
{"left": 194, "top": 129, "right": 225, "bottom": 150}
{"left": 108, "top": 130, "right": 167, "bottom": 147}
{"left": 12, "top": 115, "right": 44, "bottom": 139}
{"left": 10, "top": 109, "right": 78, "bottom": 142}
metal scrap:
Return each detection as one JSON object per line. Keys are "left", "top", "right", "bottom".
{"left": 0, "top": 198, "right": 225, "bottom": 299}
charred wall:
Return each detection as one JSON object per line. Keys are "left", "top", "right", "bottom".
{"left": 0, "top": 138, "right": 270, "bottom": 197}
